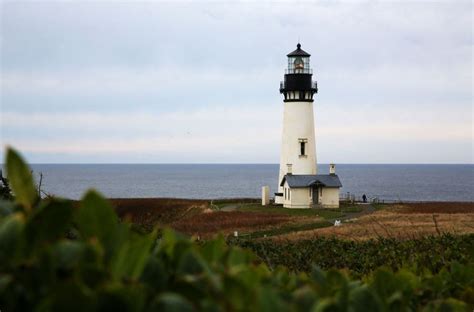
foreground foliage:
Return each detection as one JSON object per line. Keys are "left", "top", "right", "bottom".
{"left": 234, "top": 234, "right": 474, "bottom": 278}
{"left": 0, "top": 148, "right": 473, "bottom": 311}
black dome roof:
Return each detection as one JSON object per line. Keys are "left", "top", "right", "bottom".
{"left": 287, "top": 43, "right": 311, "bottom": 57}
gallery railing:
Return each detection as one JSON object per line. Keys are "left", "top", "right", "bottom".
{"left": 280, "top": 80, "right": 318, "bottom": 90}
{"left": 285, "top": 68, "right": 313, "bottom": 74}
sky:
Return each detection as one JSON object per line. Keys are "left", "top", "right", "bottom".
{"left": 0, "top": 0, "right": 472, "bottom": 164}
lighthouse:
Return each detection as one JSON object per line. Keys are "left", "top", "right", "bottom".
{"left": 275, "top": 44, "right": 342, "bottom": 208}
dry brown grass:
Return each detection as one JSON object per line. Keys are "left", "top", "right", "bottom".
{"left": 172, "top": 211, "right": 296, "bottom": 238}
{"left": 110, "top": 199, "right": 474, "bottom": 240}
{"left": 111, "top": 198, "right": 209, "bottom": 231}
{"left": 395, "top": 202, "right": 473, "bottom": 214}
{"left": 277, "top": 204, "right": 474, "bottom": 241}
{"left": 111, "top": 198, "right": 325, "bottom": 237}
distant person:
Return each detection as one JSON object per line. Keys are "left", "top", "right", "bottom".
{"left": 362, "top": 194, "right": 367, "bottom": 203}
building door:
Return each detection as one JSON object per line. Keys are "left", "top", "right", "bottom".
{"left": 312, "top": 186, "right": 319, "bottom": 204}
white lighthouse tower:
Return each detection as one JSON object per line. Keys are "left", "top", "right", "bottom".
{"left": 275, "top": 44, "right": 341, "bottom": 208}
{"left": 275, "top": 43, "right": 318, "bottom": 204}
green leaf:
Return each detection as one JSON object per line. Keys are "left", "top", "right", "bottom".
{"left": 150, "top": 293, "right": 195, "bottom": 312}
{"left": 292, "top": 285, "right": 320, "bottom": 311}
{"left": 111, "top": 230, "right": 156, "bottom": 281}
{"left": 76, "top": 190, "right": 119, "bottom": 258}
{"left": 348, "top": 285, "right": 383, "bottom": 312}
{"left": 98, "top": 284, "right": 146, "bottom": 312}
{"left": 258, "top": 287, "right": 287, "bottom": 312}
{"left": 311, "top": 298, "right": 340, "bottom": 312}
{"left": 79, "top": 242, "right": 107, "bottom": 288}
{"left": 36, "top": 279, "right": 96, "bottom": 312}
{"left": 5, "top": 147, "right": 38, "bottom": 211}
{"left": 311, "top": 266, "right": 327, "bottom": 289}
{"left": 176, "top": 249, "right": 207, "bottom": 276}
{"left": 424, "top": 298, "right": 468, "bottom": 312}
{"left": 0, "top": 199, "right": 15, "bottom": 217}
{"left": 227, "top": 247, "right": 253, "bottom": 268}
{"left": 201, "top": 235, "right": 226, "bottom": 263}
{"left": 140, "top": 257, "right": 168, "bottom": 291}
{"left": 25, "top": 199, "right": 74, "bottom": 246}
{"left": 53, "top": 240, "right": 84, "bottom": 272}
{"left": 0, "top": 213, "right": 24, "bottom": 266}
{"left": 160, "top": 227, "right": 190, "bottom": 259}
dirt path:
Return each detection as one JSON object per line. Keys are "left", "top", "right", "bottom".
{"left": 219, "top": 202, "right": 377, "bottom": 219}
{"left": 327, "top": 203, "right": 376, "bottom": 224}
{"left": 219, "top": 204, "right": 241, "bottom": 212}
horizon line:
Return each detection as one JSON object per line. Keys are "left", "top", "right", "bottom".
{"left": 17, "top": 162, "right": 474, "bottom": 165}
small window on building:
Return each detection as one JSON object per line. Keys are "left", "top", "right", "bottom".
{"left": 298, "top": 138, "right": 308, "bottom": 156}
{"left": 309, "top": 188, "right": 312, "bottom": 198}
{"left": 288, "top": 189, "right": 291, "bottom": 200}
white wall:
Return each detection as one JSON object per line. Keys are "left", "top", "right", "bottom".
{"left": 282, "top": 182, "right": 340, "bottom": 209}
{"left": 282, "top": 181, "right": 312, "bottom": 208}
{"left": 320, "top": 187, "right": 340, "bottom": 208}
{"left": 276, "top": 100, "right": 317, "bottom": 204}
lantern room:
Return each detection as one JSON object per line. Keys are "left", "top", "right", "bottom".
{"left": 286, "top": 43, "right": 311, "bottom": 74}
{"left": 279, "top": 43, "right": 318, "bottom": 99}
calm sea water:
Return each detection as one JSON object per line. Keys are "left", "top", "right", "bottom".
{"left": 27, "top": 164, "right": 473, "bottom": 202}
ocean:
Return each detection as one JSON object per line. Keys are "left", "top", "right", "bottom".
{"left": 27, "top": 164, "right": 474, "bottom": 202}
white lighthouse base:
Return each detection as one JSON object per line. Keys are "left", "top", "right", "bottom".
{"left": 277, "top": 100, "right": 317, "bottom": 202}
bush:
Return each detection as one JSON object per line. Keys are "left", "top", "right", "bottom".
{"left": 233, "top": 234, "right": 474, "bottom": 278}
{"left": 0, "top": 148, "right": 472, "bottom": 311}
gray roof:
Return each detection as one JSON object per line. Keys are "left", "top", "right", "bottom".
{"left": 287, "top": 43, "right": 311, "bottom": 57}
{"left": 280, "top": 174, "right": 342, "bottom": 188}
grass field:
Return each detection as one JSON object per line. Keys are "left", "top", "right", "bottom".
{"left": 110, "top": 198, "right": 474, "bottom": 240}
{"left": 111, "top": 198, "right": 209, "bottom": 232}
{"left": 171, "top": 210, "right": 295, "bottom": 237}
{"left": 224, "top": 202, "right": 361, "bottom": 219}
{"left": 279, "top": 203, "right": 474, "bottom": 241}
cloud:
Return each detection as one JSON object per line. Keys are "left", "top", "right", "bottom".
{"left": 1, "top": 1, "right": 472, "bottom": 163}
{"left": 2, "top": 106, "right": 470, "bottom": 163}
{"left": 1, "top": 67, "right": 280, "bottom": 96}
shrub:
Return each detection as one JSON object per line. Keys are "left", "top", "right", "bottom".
{"left": 233, "top": 234, "right": 474, "bottom": 278}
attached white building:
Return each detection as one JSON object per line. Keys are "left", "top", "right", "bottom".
{"left": 275, "top": 44, "right": 342, "bottom": 208}
{"left": 280, "top": 165, "right": 342, "bottom": 208}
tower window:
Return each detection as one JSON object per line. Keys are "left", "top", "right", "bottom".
{"left": 298, "top": 138, "right": 308, "bottom": 156}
